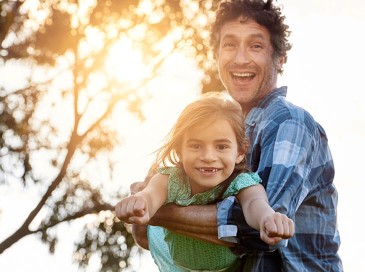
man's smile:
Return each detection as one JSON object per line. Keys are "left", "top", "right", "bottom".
{"left": 231, "top": 72, "right": 255, "bottom": 81}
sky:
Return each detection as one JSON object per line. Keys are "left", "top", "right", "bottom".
{"left": 1, "top": 0, "right": 365, "bottom": 271}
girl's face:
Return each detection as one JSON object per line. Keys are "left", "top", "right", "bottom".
{"left": 179, "top": 118, "right": 245, "bottom": 195}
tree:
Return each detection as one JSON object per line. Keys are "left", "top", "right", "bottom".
{"left": 0, "top": 0, "right": 222, "bottom": 270}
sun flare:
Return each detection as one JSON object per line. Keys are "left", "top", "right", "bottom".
{"left": 104, "top": 38, "right": 149, "bottom": 83}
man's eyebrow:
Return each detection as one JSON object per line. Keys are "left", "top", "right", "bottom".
{"left": 221, "top": 34, "right": 236, "bottom": 40}
{"left": 221, "top": 33, "right": 266, "bottom": 40}
{"left": 221, "top": 34, "right": 240, "bottom": 42}
{"left": 249, "top": 33, "right": 266, "bottom": 40}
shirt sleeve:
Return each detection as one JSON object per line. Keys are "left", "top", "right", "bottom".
{"left": 259, "top": 119, "right": 316, "bottom": 216}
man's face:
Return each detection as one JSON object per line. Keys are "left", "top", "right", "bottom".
{"left": 217, "top": 17, "right": 283, "bottom": 115}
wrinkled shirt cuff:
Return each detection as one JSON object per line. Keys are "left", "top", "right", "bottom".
{"left": 217, "top": 196, "right": 239, "bottom": 243}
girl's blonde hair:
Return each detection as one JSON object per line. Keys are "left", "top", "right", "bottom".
{"left": 155, "top": 91, "right": 249, "bottom": 172}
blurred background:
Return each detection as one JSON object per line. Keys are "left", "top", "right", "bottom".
{"left": 0, "top": 0, "right": 364, "bottom": 271}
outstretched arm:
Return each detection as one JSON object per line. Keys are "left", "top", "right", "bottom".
{"left": 237, "top": 184, "right": 294, "bottom": 245}
{"left": 115, "top": 173, "right": 168, "bottom": 225}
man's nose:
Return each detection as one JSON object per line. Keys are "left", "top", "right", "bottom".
{"left": 234, "top": 47, "right": 250, "bottom": 65}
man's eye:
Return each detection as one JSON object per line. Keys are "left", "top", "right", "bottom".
{"left": 223, "top": 42, "right": 235, "bottom": 48}
{"left": 252, "top": 44, "right": 263, "bottom": 49}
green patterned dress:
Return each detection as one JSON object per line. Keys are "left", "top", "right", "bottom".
{"left": 148, "top": 167, "right": 261, "bottom": 272}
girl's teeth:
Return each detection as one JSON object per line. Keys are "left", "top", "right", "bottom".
{"left": 200, "top": 168, "right": 218, "bottom": 172}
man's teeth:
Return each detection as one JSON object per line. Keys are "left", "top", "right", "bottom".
{"left": 232, "top": 72, "right": 253, "bottom": 77}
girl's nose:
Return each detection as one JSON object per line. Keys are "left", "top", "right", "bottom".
{"left": 200, "top": 148, "right": 217, "bottom": 162}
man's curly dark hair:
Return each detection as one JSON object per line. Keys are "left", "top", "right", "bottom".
{"left": 210, "top": 0, "right": 292, "bottom": 73}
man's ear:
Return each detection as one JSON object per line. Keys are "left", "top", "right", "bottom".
{"left": 276, "top": 55, "right": 285, "bottom": 72}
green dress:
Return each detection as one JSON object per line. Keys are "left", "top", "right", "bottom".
{"left": 148, "top": 167, "right": 261, "bottom": 272}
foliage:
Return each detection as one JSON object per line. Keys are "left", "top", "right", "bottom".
{"left": 0, "top": 0, "right": 222, "bottom": 270}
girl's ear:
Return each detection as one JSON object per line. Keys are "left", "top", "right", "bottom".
{"left": 235, "top": 153, "right": 245, "bottom": 164}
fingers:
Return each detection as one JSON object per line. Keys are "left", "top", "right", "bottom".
{"left": 262, "top": 212, "right": 294, "bottom": 243}
{"left": 260, "top": 231, "right": 283, "bottom": 246}
{"left": 114, "top": 195, "right": 149, "bottom": 224}
{"left": 133, "top": 197, "right": 147, "bottom": 216}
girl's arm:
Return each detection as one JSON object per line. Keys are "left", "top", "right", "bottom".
{"left": 236, "top": 184, "right": 294, "bottom": 245}
{"left": 115, "top": 173, "right": 168, "bottom": 225}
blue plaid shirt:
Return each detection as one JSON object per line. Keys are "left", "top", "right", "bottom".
{"left": 217, "top": 87, "right": 343, "bottom": 271}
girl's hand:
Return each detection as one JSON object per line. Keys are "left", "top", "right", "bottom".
{"left": 115, "top": 194, "right": 150, "bottom": 225}
{"left": 259, "top": 212, "right": 294, "bottom": 245}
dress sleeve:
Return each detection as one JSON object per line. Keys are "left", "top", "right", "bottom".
{"left": 157, "top": 167, "right": 191, "bottom": 204}
{"left": 222, "top": 172, "right": 261, "bottom": 198}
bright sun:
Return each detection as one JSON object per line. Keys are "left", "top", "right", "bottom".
{"left": 104, "top": 37, "right": 149, "bottom": 83}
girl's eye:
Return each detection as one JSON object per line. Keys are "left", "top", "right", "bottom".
{"left": 217, "top": 144, "right": 229, "bottom": 150}
{"left": 189, "top": 144, "right": 200, "bottom": 150}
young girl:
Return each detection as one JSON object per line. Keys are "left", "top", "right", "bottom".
{"left": 118, "top": 92, "right": 294, "bottom": 271}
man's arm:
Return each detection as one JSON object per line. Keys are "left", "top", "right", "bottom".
{"left": 129, "top": 201, "right": 233, "bottom": 250}
{"left": 132, "top": 224, "right": 149, "bottom": 250}
{"left": 125, "top": 183, "right": 232, "bottom": 249}
{"left": 149, "top": 203, "right": 233, "bottom": 246}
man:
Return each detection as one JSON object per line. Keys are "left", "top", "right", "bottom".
{"left": 115, "top": 0, "right": 343, "bottom": 271}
